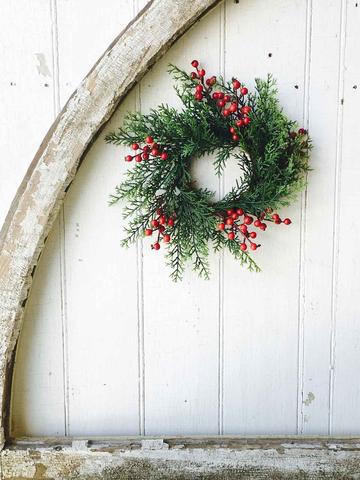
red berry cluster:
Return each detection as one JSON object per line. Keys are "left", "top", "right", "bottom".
{"left": 217, "top": 208, "right": 291, "bottom": 252}
{"left": 190, "top": 60, "right": 252, "bottom": 142}
{"left": 124, "top": 136, "right": 168, "bottom": 163}
{"left": 144, "top": 208, "right": 175, "bottom": 250}
{"left": 290, "top": 127, "right": 308, "bottom": 140}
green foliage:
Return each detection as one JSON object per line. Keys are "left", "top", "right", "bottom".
{"left": 106, "top": 64, "right": 310, "bottom": 281}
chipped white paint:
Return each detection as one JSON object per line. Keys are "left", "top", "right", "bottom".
{"left": 0, "top": 0, "right": 220, "bottom": 449}
{"left": 2, "top": 437, "right": 360, "bottom": 479}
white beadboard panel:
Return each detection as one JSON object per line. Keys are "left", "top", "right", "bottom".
{"left": 56, "top": 0, "right": 140, "bottom": 435}
{"left": 8, "top": 1, "right": 65, "bottom": 437}
{"left": 11, "top": 223, "right": 65, "bottom": 437}
{"left": 56, "top": 0, "right": 135, "bottom": 107}
{"left": 222, "top": 0, "right": 307, "bottom": 435}
{"left": 0, "top": 1, "right": 55, "bottom": 226}
{"left": 300, "top": 0, "right": 344, "bottom": 435}
{"left": 7, "top": 0, "right": 360, "bottom": 437}
{"left": 62, "top": 92, "right": 140, "bottom": 435}
{"left": 140, "top": 4, "right": 224, "bottom": 435}
{"left": 332, "top": 0, "right": 360, "bottom": 435}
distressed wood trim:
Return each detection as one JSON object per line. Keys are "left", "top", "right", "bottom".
{"left": 0, "top": 0, "right": 220, "bottom": 449}
{"left": 2, "top": 436, "right": 360, "bottom": 479}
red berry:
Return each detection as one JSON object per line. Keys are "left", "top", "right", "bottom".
{"left": 217, "top": 92, "right": 224, "bottom": 99}
{"left": 218, "top": 222, "right": 225, "bottom": 231}
{"left": 232, "top": 134, "right": 239, "bottom": 141}
{"left": 159, "top": 215, "right": 166, "bottom": 225}
{"left": 159, "top": 225, "right": 165, "bottom": 233}
{"left": 259, "top": 223, "right": 267, "bottom": 231}
{"left": 205, "top": 78, "right": 211, "bottom": 86}
{"left": 151, "top": 219, "right": 159, "bottom": 228}
{"left": 237, "top": 208, "right": 244, "bottom": 216}
{"left": 144, "top": 228, "right": 152, "bottom": 236}
{"left": 208, "top": 76, "right": 216, "bottom": 86}
{"left": 143, "top": 145, "right": 150, "bottom": 153}
{"left": 232, "top": 79, "right": 241, "bottom": 89}
{"left": 145, "top": 136, "right": 153, "bottom": 144}
{"left": 167, "top": 218, "right": 174, "bottom": 227}
{"left": 272, "top": 214, "right": 280, "bottom": 221}
{"left": 198, "top": 69, "right": 206, "bottom": 77}
{"left": 298, "top": 128, "right": 307, "bottom": 135}
{"left": 212, "top": 92, "right": 219, "bottom": 99}
{"left": 190, "top": 72, "right": 197, "bottom": 79}
{"left": 161, "top": 152, "right": 168, "bottom": 160}
{"left": 125, "top": 155, "right": 133, "bottom": 162}
{"left": 243, "top": 117, "right": 251, "bottom": 125}
{"left": 195, "top": 84, "right": 203, "bottom": 92}
{"left": 240, "top": 87, "right": 248, "bottom": 95}
{"left": 135, "top": 154, "right": 142, "bottom": 162}
{"left": 236, "top": 119, "right": 244, "bottom": 127}
{"left": 242, "top": 106, "right": 251, "bottom": 114}
{"left": 254, "top": 219, "right": 261, "bottom": 228}
{"left": 223, "top": 109, "right": 230, "bottom": 116}
{"left": 249, "top": 231, "right": 257, "bottom": 239}
{"left": 156, "top": 208, "right": 163, "bottom": 215}
{"left": 231, "top": 213, "right": 238, "bottom": 220}
{"left": 142, "top": 153, "right": 149, "bottom": 160}
{"left": 151, "top": 148, "right": 160, "bottom": 156}
{"left": 240, "top": 242, "right": 247, "bottom": 251}
{"left": 228, "top": 232, "right": 235, "bottom": 240}
{"left": 227, "top": 209, "right": 235, "bottom": 215}
{"left": 163, "top": 234, "right": 171, "bottom": 243}
{"left": 250, "top": 243, "right": 258, "bottom": 251}
{"left": 131, "top": 143, "right": 139, "bottom": 150}
{"left": 226, "top": 218, "right": 234, "bottom": 226}
{"left": 224, "top": 94, "right": 231, "bottom": 102}
{"left": 283, "top": 218, "right": 292, "bottom": 225}
{"left": 195, "top": 92, "right": 203, "bottom": 101}
{"left": 153, "top": 242, "right": 160, "bottom": 250}
{"left": 244, "top": 215, "right": 253, "bottom": 225}
{"left": 229, "top": 126, "right": 236, "bottom": 134}
{"left": 239, "top": 224, "right": 248, "bottom": 234}
{"left": 218, "top": 100, "right": 226, "bottom": 107}
{"left": 275, "top": 219, "right": 282, "bottom": 224}
{"left": 229, "top": 103, "right": 238, "bottom": 113}
{"left": 191, "top": 60, "right": 199, "bottom": 68}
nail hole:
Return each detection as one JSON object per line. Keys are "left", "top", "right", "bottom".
{"left": 355, "top": 2, "right": 358, "bottom": 6}
{"left": 44, "top": 83, "right": 49, "bottom": 87}
{"left": 268, "top": 53, "right": 272, "bottom": 58}
{"left": 294, "top": 85, "right": 299, "bottom": 89}
{"left": 353, "top": 85, "right": 358, "bottom": 89}
{"left": 10, "top": 81, "right": 16, "bottom": 86}
{"left": 341, "top": 98, "right": 344, "bottom": 105}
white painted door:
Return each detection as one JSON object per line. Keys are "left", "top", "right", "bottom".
{"left": 5, "top": 0, "right": 360, "bottom": 437}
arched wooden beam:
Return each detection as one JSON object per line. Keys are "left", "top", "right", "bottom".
{"left": 0, "top": 0, "right": 219, "bottom": 448}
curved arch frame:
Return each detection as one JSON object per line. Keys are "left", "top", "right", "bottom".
{"left": 0, "top": 0, "right": 220, "bottom": 448}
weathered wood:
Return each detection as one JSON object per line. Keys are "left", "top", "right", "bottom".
{"left": 2, "top": 436, "right": 360, "bottom": 479}
{"left": 0, "top": 0, "right": 220, "bottom": 449}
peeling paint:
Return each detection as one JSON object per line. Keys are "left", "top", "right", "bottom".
{"left": 304, "top": 392, "right": 315, "bottom": 406}
{"left": 35, "top": 53, "right": 51, "bottom": 77}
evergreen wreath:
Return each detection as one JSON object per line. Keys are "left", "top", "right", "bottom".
{"left": 106, "top": 60, "right": 310, "bottom": 281}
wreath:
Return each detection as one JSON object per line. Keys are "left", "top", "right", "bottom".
{"left": 106, "top": 60, "right": 310, "bottom": 280}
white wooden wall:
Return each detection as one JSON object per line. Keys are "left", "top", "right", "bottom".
{"left": 2, "top": 0, "right": 360, "bottom": 437}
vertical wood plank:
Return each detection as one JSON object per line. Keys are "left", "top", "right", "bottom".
{"left": 9, "top": 0, "right": 65, "bottom": 437}
{"left": 0, "top": 1, "right": 55, "bottom": 226}
{"left": 141, "top": 5, "right": 223, "bottom": 435}
{"left": 332, "top": 0, "right": 360, "bottom": 434}
{"left": 300, "top": 0, "right": 345, "bottom": 434}
{"left": 57, "top": 0, "right": 140, "bottom": 435}
{"left": 222, "top": 0, "right": 307, "bottom": 434}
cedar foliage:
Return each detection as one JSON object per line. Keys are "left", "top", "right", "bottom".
{"left": 106, "top": 64, "right": 310, "bottom": 281}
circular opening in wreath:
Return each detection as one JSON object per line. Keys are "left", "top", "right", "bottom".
{"left": 190, "top": 151, "right": 245, "bottom": 199}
